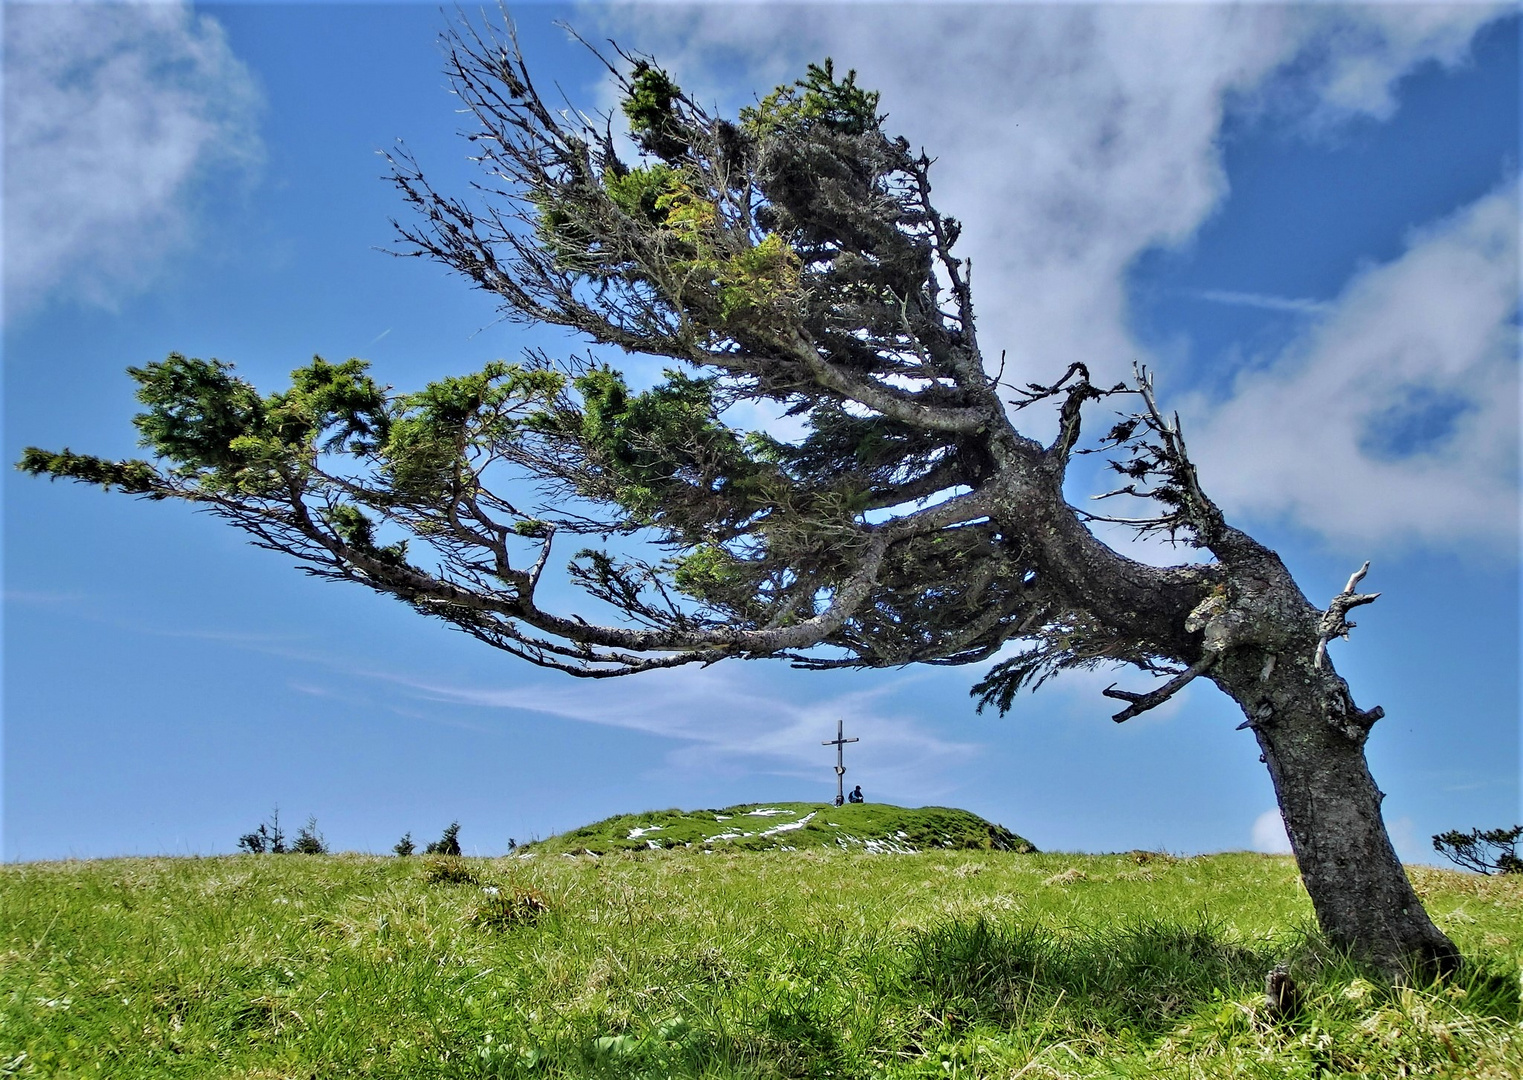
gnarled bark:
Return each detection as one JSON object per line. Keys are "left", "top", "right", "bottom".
{"left": 1213, "top": 621, "right": 1459, "bottom": 978}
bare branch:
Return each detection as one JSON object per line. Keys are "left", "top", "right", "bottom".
{"left": 1315, "top": 560, "right": 1381, "bottom": 669}
{"left": 1103, "top": 652, "right": 1218, "bottom": 723}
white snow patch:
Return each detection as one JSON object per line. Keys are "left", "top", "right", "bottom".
{"left": 627, "top": 825, "right": 665, "bottom": 839}
{"left": 714, "top": 815, "right": 731, "bottom": 821}
{"left": 745, "top": 808, "right": 794, "bottom": 817}
{"left": 759, "top": 811, "right": 817, "bottom": 837}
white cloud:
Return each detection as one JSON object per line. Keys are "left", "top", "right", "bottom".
{"left": 1386, "top": 814, "right": 1426, "bottom": 865}
{"left": 1297, "top": 4, "right": 1503, "bottom": 122}
{"left": 1191, "top": 290, "right": 1335, "bottom": 316}
{"left": 3, "top": 3, "right": 262, "bottom": 319}
{"left": 1251, "top": 808, "right": 1292, "bottom": 853}
{"left": 1186, "top": 185, "right": 1519, "bottom": 551}
{"left": 588, "top": 3, "right": 1505, "bottom": 461}
{"left": 374, "top": 663, "right": 981, "bottom": 798}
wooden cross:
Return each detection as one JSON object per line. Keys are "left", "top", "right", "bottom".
{"left": 822, "top": 719, "right": 859, "bottom": 805}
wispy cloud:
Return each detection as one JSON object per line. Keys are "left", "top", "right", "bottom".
{"left": 3, "top": 3, "right": 262, "bottom": 321}
{"left": 1190, "top": 289, "right": 1334, "bottom": 315}
{"left": 371, "top": 663, "right": 983, "bottom": 798}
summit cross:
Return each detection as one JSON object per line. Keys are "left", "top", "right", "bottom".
{"left": 822, "top": 719, "right": 859, "bottom": 806}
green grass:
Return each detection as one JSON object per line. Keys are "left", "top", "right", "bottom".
{"left": 522, "top": 802, "right": 1035, "bottom": 856}
{"left": 2, "top": 847, "right": 1519, "bottom": 1078}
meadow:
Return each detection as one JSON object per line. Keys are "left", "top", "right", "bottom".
{"left": 2, "top": 831, "right": 1519, "bottom": 1077}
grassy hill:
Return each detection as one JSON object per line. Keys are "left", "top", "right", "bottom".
{"left": 519, "top": 801, "right": 1037, "bottom": 856}
{"left": 3, "top": 841, "right": 1519, "bottom": 1078}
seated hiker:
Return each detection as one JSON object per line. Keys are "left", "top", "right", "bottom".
{"left": 834, "top": 793, "right": 844, "bottom": 807}
{"left": 848, "top": 785, "right": 864, "bottom": 803}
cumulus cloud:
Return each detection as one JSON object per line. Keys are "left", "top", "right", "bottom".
{"left": 1292, "top": 4, "right": 1503, "bottom": 122}
{"left": 1251, "top": 808, "right": 1293, "bottom": 853}
{"left": 3, "top": 3, "right": 262, "bottom": 319}
{"left": 589, "top": 3, "right": 1504, "bottom": 450}
{"left": 1186, "top": 186, "right": 1519, "bottom": 550}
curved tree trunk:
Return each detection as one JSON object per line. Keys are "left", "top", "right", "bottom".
{"left": 1029, "top": 483, "right": 1463, "bottom": 981}
{"left": 1212, "top": 638, "right": 1460, "bottom": 979}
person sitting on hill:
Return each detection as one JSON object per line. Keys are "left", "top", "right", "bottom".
{"left": 834, "top": 793, "right": 844, "bottom": 807}
{"left": 848, "top": 785, "right": 864, "bottom": 804}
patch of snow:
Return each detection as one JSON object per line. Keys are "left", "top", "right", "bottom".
{"left": 745, "top": 808, "right": 793, "bottom": 817}
{"left": 706, "top": 831, "right": 749, "bottom": 842}
{"left": 759, "top": 811, "right": 817, "bottom": 837}
{"left": 628, "top": 825, "right": 665, "bottom": 839}
{"left": 714, "top": 815, "right": 731, "bottom": 821}
{"left": 647, "top": 839, "right": 663, "bottom": 850}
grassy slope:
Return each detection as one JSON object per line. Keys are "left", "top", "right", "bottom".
{"left": 521, "top": 802, "right": 1037, "bottom": 855}
{"left": 0, "top": 849, "right": 1518, "bottom": 1079}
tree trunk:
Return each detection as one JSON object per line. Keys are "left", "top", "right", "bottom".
{"left": 1213, "top": 644, "right": 1460, "bottom": 980}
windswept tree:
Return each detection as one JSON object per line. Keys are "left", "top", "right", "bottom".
{"left": 20, "top": 18, "right": 1459, "bottom": 978}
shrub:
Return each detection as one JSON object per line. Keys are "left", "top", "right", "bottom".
{"left": 290, "top": 815, "right": 328, "bottom": 855}
{"left": 1432, "top": 825, "right": 1523, "bottom": 874}
{"left": 424, "top": 821, "right": 462, "bottom": 856}
{"left": 472, "top": 885, "right": 549, "bottom": 930}
{"left": 423, "top": 856, "right": 480, "bottom": 886}
{"left": 237, "top": 808, "right": 286, "bottom": 854}
{"left": 393, "top": 832, "right": 415, "bottom": 857}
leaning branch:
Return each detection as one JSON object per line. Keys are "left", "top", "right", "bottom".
{"left": 1102, "top": 653, "right": 1218, "bottom": 723}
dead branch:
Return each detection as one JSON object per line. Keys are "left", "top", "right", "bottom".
{"left": 1315, "top": 561, "right": 1380, "bottom": 669}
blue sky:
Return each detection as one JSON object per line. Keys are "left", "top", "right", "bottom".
{"left": 3, "top": 3, "right": 1517, "bottom": 863}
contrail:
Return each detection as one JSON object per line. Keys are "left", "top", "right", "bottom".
{"left": 1190, "top": 289, "right": 1332, "bottom": 315}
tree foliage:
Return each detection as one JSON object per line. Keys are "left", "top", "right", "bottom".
{"left": 1432, "top": 826, "right": 1523, "bottom": 875}
{"left": 17, "top": 25, "right": 1224, "bottom": 692}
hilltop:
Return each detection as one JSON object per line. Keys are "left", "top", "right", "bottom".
{"left": 518, "top": 801, "right": 1037, "bottom": 856}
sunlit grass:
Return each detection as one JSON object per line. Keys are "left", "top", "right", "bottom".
{"left": 2, "top": 849, "right": 1518, "bottom": 1077}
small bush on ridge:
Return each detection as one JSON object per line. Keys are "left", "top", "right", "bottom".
{"left": 237, "top": 808, "right": 287, "bottom": 854}
{"left": 290, "top": 815, "right": 327, "bottom": 855}
{"left": 424, "top": 821, "right": 462, "bottom": 856}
